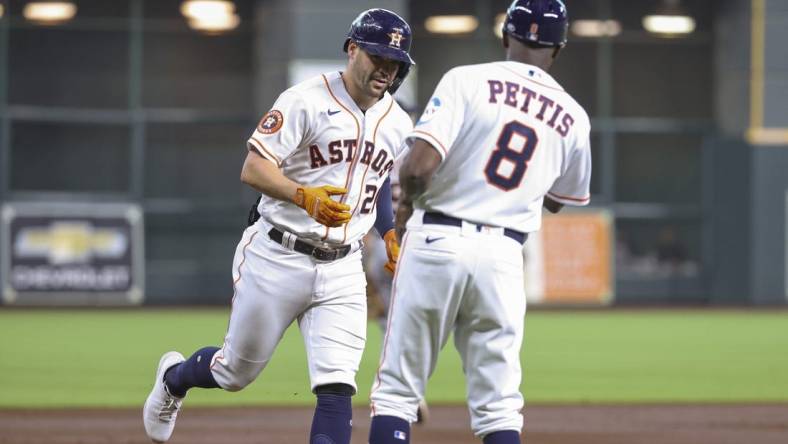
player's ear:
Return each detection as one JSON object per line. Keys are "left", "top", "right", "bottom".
{"left": 346, "top": 41, "right": 358, "bottom": 59}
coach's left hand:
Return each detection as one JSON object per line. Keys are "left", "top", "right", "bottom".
{"left": 383, "top": 229, "right": 400, "bottom": 274}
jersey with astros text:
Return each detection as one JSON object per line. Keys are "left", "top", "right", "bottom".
{"left": 247, "top": 71, "right": 413, "bottom": 246}
{"left": 408, "top": 61, "right": 592, "bottom": 233}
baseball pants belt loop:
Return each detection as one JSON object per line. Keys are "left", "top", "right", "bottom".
{"left": 422, "top": 211, "right": 528, "bottom": 244}
{"left": 267, "top": 227, "right": 352, "bottom": 261}
{"left": 281, "top": 230, "right": 298, "bottom": 250}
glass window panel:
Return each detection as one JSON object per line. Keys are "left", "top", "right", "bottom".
{"left": 611, "top": 0, "right": 714, "bottom": 33}
{"left": 552, "top": 41, "right": 598, "bottom": 117}
{"left": 8, "top": 28, "right": 129, "bottom": 108}
{"left": 612, "top": 42, "right": 712, "bottom": 118}
{"left": 143, "top": 0, "right": 253, "bottom": 20}
{"left": 616, "top": 218, "right": 701, "bottom": 279}
{"left": 146, "top": 224, "right": 238, "bottom": 265}
{"left": 615, "top": 133, "right": 702, "bottom": 204}
{"left": 142, "top": 0, "right": 183, "bottom": 19}
{"left": 75, "top": 0, "right": 129, "bottom": 19}
{"left": 144, "top": 122, "right": 252, "bottom": 200}
{"left": 411, "top": 36, "right": 489, "bottom": 107}
{"left": 10, "top": 121, "right": 131, "bottom": 192}
{"left": 590, "top": 132, "right": 602, "bottom": 196}
{"left": 7, "top": 0, "right": 129, "bottom": 17}
{"left": 142, "top": 31, "right": 253, "bottom": 110}
{"left": 411, "top": 0, "right": 476, "bottom": 20}
{"left": 145, "top": 223, "right": 241, "bottom": 302}
{"left": 561, "top": 0, "right": 599, "bottom": 20}
{"left": 486, "top": 0, "right": 515, "bottom": 17}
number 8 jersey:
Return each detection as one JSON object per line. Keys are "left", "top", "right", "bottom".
{"left": 409, "top": 61, "right": 592, "bottom": 233}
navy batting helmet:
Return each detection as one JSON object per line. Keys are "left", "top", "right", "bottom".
{"left": 343, "top": 8, "right": 415, "bottom": 94}
{"left": 503, "top": 0, "right": 569, "bottom": 48}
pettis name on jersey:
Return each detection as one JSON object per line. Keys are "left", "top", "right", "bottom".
{"left": 487, "top": 79, "right": 575, "bottom": 138}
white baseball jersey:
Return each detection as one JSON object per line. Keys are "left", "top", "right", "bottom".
{"left": 408, "top": 61, "right": 592, "bottom": 232}
{"left": 247, "top": 71, "right": 413, "bottom": 245}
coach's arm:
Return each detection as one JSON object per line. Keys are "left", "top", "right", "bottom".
{"left": 395, "top": 139, "right": 442, "bottom": 243}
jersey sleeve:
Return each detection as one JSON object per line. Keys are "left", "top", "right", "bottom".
{"left": 392, "top": 107, "right": 414, "bottom": 161}
{"left": 246, "top": 90, "right": 309, "bottom": 167}
{"left": 407, "top": 69, "right": 465, "bottom": 160}
{"left": 547, "top": 135, "right": 592, "bottom": 206}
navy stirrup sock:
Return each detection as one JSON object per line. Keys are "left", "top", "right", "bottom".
{"left": 163, "top": 346, "right": 220, "bottom": 398}
{"left": 369, "top": 415, "right": 410, "bottom": 444}
{"left": 310, "top": 394, "right": 352, "bottom": 444}
{"left": 483, "top": 430, "right": 520, "bottom": 444}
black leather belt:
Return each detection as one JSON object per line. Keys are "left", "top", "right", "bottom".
{"left": 268, "top": 228, "right": 352, "bottom": 261}
{"left": 423, "top": 212, "right": 528, "bottom": 244}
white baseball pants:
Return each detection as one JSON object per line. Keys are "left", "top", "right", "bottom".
{"left": 370, "top": 211, "right": 526, "bottom": 437}
{"left": 209, "top": 219, "right": 368, "bottom": 393}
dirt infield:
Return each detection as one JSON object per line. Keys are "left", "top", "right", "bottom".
{"left": 1, "top": 404, "right": 787, "bottom": 444}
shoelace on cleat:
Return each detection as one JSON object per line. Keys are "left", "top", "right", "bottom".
{"left": 158, "top": 397, "right": 179, "bottom": 422}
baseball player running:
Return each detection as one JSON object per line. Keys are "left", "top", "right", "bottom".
{"left": 143, "top": 9, "right": 415, "bottom": 444}
{"left": 368, "top": 1, "right": 591, "bottom": 443}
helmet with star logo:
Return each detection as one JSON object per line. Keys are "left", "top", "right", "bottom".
{"left": 503, "top": 0, "right": 569, "bottom": 48}
{"left": 343, "top": 8, "right": 415, "bottom": 94}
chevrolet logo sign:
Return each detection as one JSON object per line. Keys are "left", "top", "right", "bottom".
{"left": 14, "top": 222, "right": 128, "bottom": 265}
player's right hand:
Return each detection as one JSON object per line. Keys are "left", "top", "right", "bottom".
{"left": 293, "top": 186, "right": 352, "bottom": 227}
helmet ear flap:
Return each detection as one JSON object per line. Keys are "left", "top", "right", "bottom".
{"left": 388, "top": 62, "right": 411, "bottom": 95}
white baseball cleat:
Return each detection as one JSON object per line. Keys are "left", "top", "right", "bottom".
{"left": 143, "top": 351, "right": 186, "bottom": 443}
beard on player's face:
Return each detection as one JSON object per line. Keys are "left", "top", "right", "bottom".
{"left": 351, "top": 48, "right": 397, "bottom": 99}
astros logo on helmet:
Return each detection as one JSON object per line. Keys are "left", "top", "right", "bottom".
{"left": 503, "top": 0, "right": 568, "bottom": 48}
{"left": 343, "top": 9, "right": 415, "bottom": 94}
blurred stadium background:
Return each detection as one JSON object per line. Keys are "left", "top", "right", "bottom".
{"left": 0, "top": 0, "right": 786, "bottom": 307}
{"left": 1, "top": 0, "right": 786, "bottom": 307}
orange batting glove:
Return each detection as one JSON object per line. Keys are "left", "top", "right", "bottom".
{"left": 383, "top": 228, "right": 400, "bottom": 274}
{"left": 293, "top": 186, "right": 352, "bottom": 227}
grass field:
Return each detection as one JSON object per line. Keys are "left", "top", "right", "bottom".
{"left": 1, "top": 309, "right": 786, "bottom": 408}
